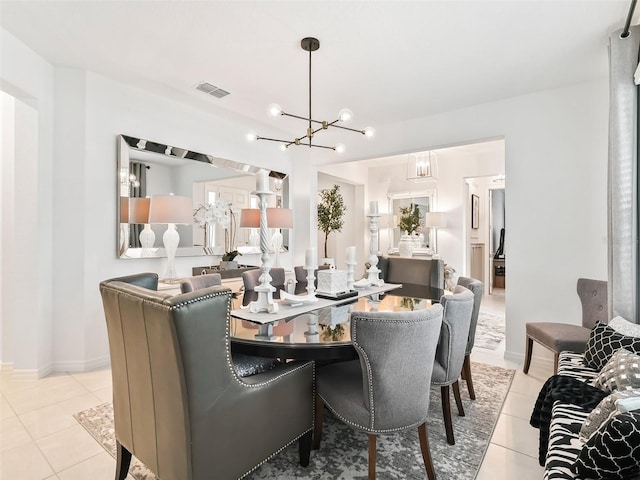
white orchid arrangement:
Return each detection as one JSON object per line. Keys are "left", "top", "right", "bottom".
{"left": 193, "top": 200, "right": 239, "bottom": 256}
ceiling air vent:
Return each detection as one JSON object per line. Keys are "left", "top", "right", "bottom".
{"left": 196, "top": 82, "right": 230, "bottom": 99}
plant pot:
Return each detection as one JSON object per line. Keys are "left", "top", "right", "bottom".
{"left": 219, "top": 261, "right": 238, "bottom": 270}
{"left": 398, "top": 235, "right": 414, "bottom": 258}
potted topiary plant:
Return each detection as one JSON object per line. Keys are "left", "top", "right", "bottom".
{"left": 317, "top": 184, "right": 346, "bottom": 264}
{"left": 397, "top": 204, "right": 421, "bottom": 258}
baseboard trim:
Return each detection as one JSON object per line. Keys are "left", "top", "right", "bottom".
{"left": 0, "top": 362, "right": 13, "bottom": 373}
{"left": 52, "top": 354, "right": 110, "bottom": 373}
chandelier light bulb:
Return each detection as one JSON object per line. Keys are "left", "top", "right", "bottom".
{"left": 338, "top": 108, "right": 353, "bottom": 123}
{"left": 335, "top": 143, "right": 346, "bottom": 154}
{"left": 267, "top": 103, "right": 283, "bottom": 117}
{"left": 280, "top": 144, "right": 287, "bottom": 151}
{"left": 246, "top": 132, "right": 257, "bottom": 142}
{"left": 364, "top": 126, "right": 375, "bottom": 139}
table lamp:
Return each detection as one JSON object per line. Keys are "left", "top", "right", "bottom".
{"left": 239, "top": 208, "right": 260, "bottom": 247}
{"left": 424, "top": 211, "right": 447, "bottom": 257}
{"left": 129, "top": 197, "right": 155, "bottom": 254}
{"left": 267, "top": 207, "right": 293, "bottom": 267}
{"left": 148, "top": 194, "right": 193, "bottom": 282}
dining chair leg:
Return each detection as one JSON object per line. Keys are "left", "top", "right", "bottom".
{"left": 441, "top": 385, "right": 455, "bottom": 445}
{"left": 116, "top": 441, "right": 132, "bottom": 480}
{"left": 299, "top": 430, "right": 312, "bottom": 467}
{"left": 553, "top": 353, "right": 559, "bottom": 375}
{"left": 368, "top": 434, "right": 377, "bottom": 480}
{"left": 418, "top": 423, "right": 437, "bottom": 480}
{"left": 523, "top": 336, "right": 533, "bottom": 374}
{"left": 313, "top": 395, "right": 324, "bottom": 450}
{"left": 452, "top": 380, "right": 465, "bottom": 417}
{"left": 462, "top": 355, "right": 476, "bottom": 400}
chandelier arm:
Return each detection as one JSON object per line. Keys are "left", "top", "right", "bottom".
{"left": 256, "top": 136, "right": 294, "bottom": 144}
{"left": 281, "top": 111, "right": 324, "bottom": 124}
{"left": 328, "top": 123, "right": 367, "bottom": 134}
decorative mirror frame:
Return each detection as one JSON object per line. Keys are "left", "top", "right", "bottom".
{"left": 386, "top": 189, "right": 437, "bottom": 254}
{"left": 117, "top": 134, "right": 287, "bottom": 259}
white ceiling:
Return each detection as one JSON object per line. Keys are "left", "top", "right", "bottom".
{"left": 0, "top": 1, "right": 632, "bottom": 139}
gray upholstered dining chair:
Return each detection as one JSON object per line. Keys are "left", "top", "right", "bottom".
{"left": 242, "top": 267, "right": 286, "bottom": 306}
{"left": 431, "top": 285, "right": 474, "bottom": 445}
{"left": 313, "top": 307, "right": 444, "bottom": 480}
{"left": 456, "top": 276, "right": 484, "bottom": 400}
{"left": 179, "top": 273, "right": 222, "bottom": 293}
{"left": 100, "top": 272, "right": 315, "bottom": 480}
{"left": 524, "top": 278, "right": 607, "bottom": 374}
{"left": 179, "top": 273, "right": 281, "bottom": 378}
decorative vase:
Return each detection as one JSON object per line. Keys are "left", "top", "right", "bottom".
{"left": 398, "top": 234, "right": 414, "bottom": 258}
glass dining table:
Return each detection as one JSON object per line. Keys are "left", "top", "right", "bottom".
{"left": 229, "top": 283, "right": 445, "bottom": 361}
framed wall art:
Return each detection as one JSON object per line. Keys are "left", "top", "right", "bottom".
{"left": 471, "top": 194, "right": 479, "bottom": 229}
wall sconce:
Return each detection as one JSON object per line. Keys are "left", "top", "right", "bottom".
{"left": 406, "top": 151, "right": 439, "bottom": 183}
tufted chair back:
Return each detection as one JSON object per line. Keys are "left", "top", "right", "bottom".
{"left": 577, "top": 278, "right": 608, "bottom": 329}
{"left": 456, "top": 276, "right": 484, "bottom": 355}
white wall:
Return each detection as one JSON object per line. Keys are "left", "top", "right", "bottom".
{"left": 1, "top": 25, "right": 609, "bottom": 372}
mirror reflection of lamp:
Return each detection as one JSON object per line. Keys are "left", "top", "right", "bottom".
{"left": 148, "top": 194, "right": 193, "bottom": 282}
{"left": 239, "top": 208, "right": 260, "bottom": 247}
{"left": 267, "top": 208, "right": 293, "bottom": 267}
{"left": 239, "top": 208, "right": 293, "bottom": 267}
{"left": 119, "top": 197, "right": 129, "bottom": 255}
{"left": 424, "top": 211, "right": 447, "bottom": 258}
{"left": 129, "top": 197, "right": 154, "bottom": 256}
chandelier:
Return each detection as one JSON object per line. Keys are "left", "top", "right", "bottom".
{"left": 247, "top": 37, "right": 374, "bottom": 153}
{"left": 406, "top": 151, "right": 439, "bottom": 183}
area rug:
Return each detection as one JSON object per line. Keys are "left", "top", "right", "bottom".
{"left": 75, "top": 362, "right": 513, "bottom": 479}
{"left": 474, "top": 311, "right": 505, "bottom": 350}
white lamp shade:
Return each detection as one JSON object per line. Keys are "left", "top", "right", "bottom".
{"left": 424, "top": 211, "right": 447, "bottom": 228}
{"left": 239, "top": 208, "right": 260, "bottom": 228}
{"left": 129, "top": 197, "right": 150, "bottom": 224}
{"left": 267, "top": 208, "right": 293, "bottom": 229}
{"left": 148, "top": 195, "right": 193, "bottom": 224}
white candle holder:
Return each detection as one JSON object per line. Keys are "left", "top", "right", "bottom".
{"left": 304, "top": 265, "right": 317, "bottom": 296}
{"left": 346, "top": 261, "right": 357, "bottom": 291}
{"left": 366, "top": 213, "right": 384, "bottom": 286}
{"left": 249, "top": 189, "right": 279, "bottom": 314}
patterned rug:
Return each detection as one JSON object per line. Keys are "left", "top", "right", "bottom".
{"left": 75, "top": 362, "right": 513, "bottom": 480}
{"left": 475, "top": 311, "right": 505, "bottom": 350}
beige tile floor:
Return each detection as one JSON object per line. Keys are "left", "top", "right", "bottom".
{"left": 0, "top": 289, "right": 551, "bottom": 479}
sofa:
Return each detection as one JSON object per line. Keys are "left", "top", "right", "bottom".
{"left": 376, "top": 255, "right": 444, "bottom": 290}
{"left": 536, "top": 319, "right": 640, "bottom": 480}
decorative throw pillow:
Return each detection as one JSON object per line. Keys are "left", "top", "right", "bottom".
{"left": 573, "top": 410, "right": 640, "bottom": 480}
{"left": 583, "top": 323, "right": 640, "bottom": 371}
{"left": 594, "top": 348, "right": 640, "bottom": 392}
{"left": 579, "top": 389, "right": 640, "bottom": 441}
{"left": 608, "top": 316, "right": 640, "bottom": 338}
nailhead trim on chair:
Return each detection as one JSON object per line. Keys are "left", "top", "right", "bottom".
{"left": 344, "top": 314, "right": 430, "bottom": 434}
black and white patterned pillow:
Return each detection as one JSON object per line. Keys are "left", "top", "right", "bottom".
{"left": 573, "top": 410, "right": 640, "bottom": 479}
{"left": 583, "top": 323, "right": 640, "bottom": 371}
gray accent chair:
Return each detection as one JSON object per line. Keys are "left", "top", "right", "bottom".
{"left": 242, "top": 267, "right": 286, "bottom": 306}
{"left": 100, "top": 272, "right": 315, "bottom": 480}
{"left": 524, "top": 278, "right": 607, "bottom": 374}
{"left": 456, "top": 276, "right": 484, "bottom": 400}
{"left": 313, "top": 307, "right": 444, "bottom": 480}
{"left": 431, "top": 285, "right": 474, "bottom": 445}
{"left": 179, "top": 273, "right": 221, "bottom": 293}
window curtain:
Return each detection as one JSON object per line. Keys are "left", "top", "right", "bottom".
{"left": 128, "top": 162, "right": 147, "bottom": 248}
{"left": 608, "top": 26, "right": 640, "bottom": 323}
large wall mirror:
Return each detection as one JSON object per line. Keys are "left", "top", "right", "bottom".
{"left": 387, "top": 190, "right": 436, "bottom": 254}
{"left": 117, "top": 134, "right": 288, "bottom": 259}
